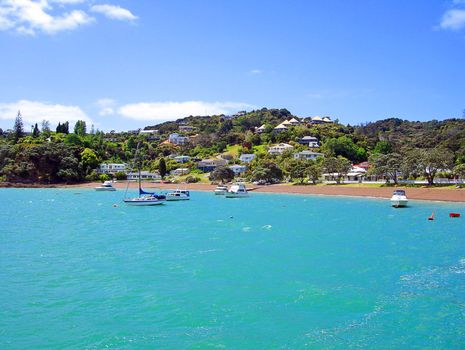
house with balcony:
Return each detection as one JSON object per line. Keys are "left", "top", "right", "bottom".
{"left": 293, "top": 150, "right": 324, "bottom": 160}
{"left": 174, "top": 155, "right": 191, "bottom": 163}
{"left": 179, "top": 125, "right": 195, "bottom": 133}
{"left": 171, "top": 168, "right": 190, "bottom": 176}
{"left": 239, "top": 153, "right": 256, "bottom": 163}
{"left": 268, "top": 143, "right": 294, "bottom": 155}
{"left": 98, "top": 163, "right": 127, "bottom": 174}
{"left": 168, "top": 133, "right": 189, "bottom": 145}
{"left": 298, "top": 136, "right": 320, "bottom": 148}
{"left": 196, "top": 158, "right": 228, "bottom": 172}
{"left": 126, "top": 171, "right": 161, "bottom": 181}
{"left": 229, "top": 164, "right": 247, "bottom": 175}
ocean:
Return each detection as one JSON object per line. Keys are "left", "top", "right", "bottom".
{"left": 1, "top": 188, "right": 465, "bottom": 349}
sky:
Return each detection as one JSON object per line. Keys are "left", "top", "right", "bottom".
{"left": 0, "top": 0, "right": 465, "bottom": 132}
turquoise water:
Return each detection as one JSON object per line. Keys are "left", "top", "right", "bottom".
{"left": 1, "top": 188, "right": 465, "bottom": 349}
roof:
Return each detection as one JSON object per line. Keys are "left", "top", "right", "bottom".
{"left": 274, "top": 123, "right": 288, "bottom": 129}
{"left": 296, "top": 150, "right": 323, "bottom": 155}
{"left": 256, "top": 124, "right": 266, "bottom": 130}
{"left": 301, "top": 135, "right": 318, "bottom": 140}
{"left": 282, "top": 120, "right": 292, "bottom": 125}
{"left": 289, "top": 118, "right": 300, "bottom": 123}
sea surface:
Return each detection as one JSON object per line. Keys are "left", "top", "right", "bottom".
{"left": 1, "top": 188, "right": 465, "bottom": 349}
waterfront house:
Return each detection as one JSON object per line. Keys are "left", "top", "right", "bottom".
{"left": 229, "top": 164, "right": 247, "bottom": 175}
{"left": 171, "top": 168, "right": 190, "bottom": 176}
{"left": 293, "top": 150, "right": 324, "bottom": 160}
{"left": 239, "top": 153, "right": 256, "bottom": 163}
{"left": 126, "top": 171, "right": 161, "bottom": 181}
{"left": 268, "top": 143, "right": 294, "bottom": 155}
{"left": 197, "top": 158, "right": 228, "bottom": 172}
{"left": 99, "top": 163, "right": 127, "bottom": 175}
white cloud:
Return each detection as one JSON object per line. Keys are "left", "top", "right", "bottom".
{"left": 90, "top": 4, "right": 137, "bottom": 22}
{"left": 118, "top": 101, "right": 253, "bottom": 121}
{"left": 0, "top": 0, "right": 137, "bottom": 35}
{"left": 96, "top": 98, "right": 116, "bottom": 116}
{"left": 249, "top": 69, "right": 262, "bottom": 75}
{"left": 440, "top": 9, "right": 465, "bottom": 30}
{"left": 0, "top": 100, "right": 92, "bottom": 128}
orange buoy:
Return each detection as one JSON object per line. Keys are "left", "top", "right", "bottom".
{"left": 449, "top": 213, "right": 461, "bottom": 218}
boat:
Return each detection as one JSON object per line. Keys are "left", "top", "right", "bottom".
{"left": 214, "top": 185, "right": 228, "bottom": 195}
{"left": 166, "top": 189, "right": 190, "bottom": 201}
{"left": 390, "top": 189, "right": 408, "bottom": 208}
{"left": 123, "top": 144, "right": 166, "bottom": 206}
{"left": 95, "top": 180, "right": 116, "bottom": 191}
{"left": 225, "top": 182, "right": 249, "bottom": 198}
{"left": 449, "top": 213, "right": 461, "bottom": 218}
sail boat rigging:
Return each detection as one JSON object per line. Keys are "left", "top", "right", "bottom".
{"left": 123, "top": 142, "right": 166, "bottom": 206}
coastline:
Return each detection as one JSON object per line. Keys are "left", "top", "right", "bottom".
{"left": 2, "top": 181, "right": 465, "bottom": 203}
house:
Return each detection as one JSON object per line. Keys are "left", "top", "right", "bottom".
{"left": 179, "top": 125, "right": 195, "bottom": 132}
{"left": 298, "top": 136, "right": 320, "bottom": 148}
{"left": 171, "top": 168, "right": 190, "bottom": 176}
{"left": 168, "top": 133, "right": 189, "bottom": 145}
{"left": 196, "top": 158, "right": 228, "bottom": 172}
{"left": 139, "top": 129, "right": 159, "bottom": 141}
{"left": 273, "top": 123, "right": 288, "bottom": 133}
{"left": 268, "top": 143, "right": 294, "bottom": 155}
{"left": 239, "top": 153, "right": 256, "bottom": 163}
{"left": 126, "top": 171, "right": 161, "bottom": 181}
{"left": 293, "top": 150, "right": 324, "bottom": 160}
{"left": 346, "top": 166, "right": 367, "bottom": 182}
{"left": 98, "top": 163, "right": 127, "bottom": 174}
{"left": 255, "top": 124, "right": 267, "bottom": 134}
{"left": 174, "top": 155, "right": 191, "bottom": 163}
{"left": 288, "top": 117, "right": 301, "bottom": 126}
{"left": 354, "top": 161, "right": 369, "bottom": 170}
{"left": 229, "top": 164, "right": 247, "bottom": 175}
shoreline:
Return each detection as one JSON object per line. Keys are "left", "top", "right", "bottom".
{"left": 2, "top": 181, "right": 465, "bottom": 203}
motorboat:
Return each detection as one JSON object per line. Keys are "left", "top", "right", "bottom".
{"left": 95, "top": 180, "right": 116, "bottom": 191}
{"left": 166, "top": 189, "right": 190, "bottom": 201}
{"left": 225, "top": 183, "right": 249, "bottom": 198}
{"left": 391, "top": 189, "right": 408, "bottom": 207}
{"left": 214, "top": 185, "right": 228, "bottom": 195}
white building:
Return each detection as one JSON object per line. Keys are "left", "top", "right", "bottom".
{"left": 126, "top": 171, "right": 161, "bottom": 181}
{"left": 299, "top": 136, "right": 320, "bottom": 148}
{"left": 239, "top": 153, "right": 256, "bottom": 163}
{"left": 293, "top": 150, "right": 324, "bottom": 160}
{"left": 288, "top": 117, "right": 301, "bottom": 126}
{"left": 229, "top": 165, "right": 247, "bottom": 175}
{"left": 255, "top": 124, "right": 267, "bottom": 134}
{"left": 174, "top": 155, "right": 191, "bottom": 163}
{"left": 273, "top": 123, "right": 288, "bottom": 133}
{"left": 171, "top": 168, "right": 190, "bottom": 176}
{"left": 268, "top": 143, "right": 294, "bottom": 155}
{"left": 168, "top": 133, "right": 189, "bottom": 145}
{"left": 179, "top": 125, "right": 195, "bottom": 132}
{"left": 99, "top": 163, "right": 127, "bottom": 174}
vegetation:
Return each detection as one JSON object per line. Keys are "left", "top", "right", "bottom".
{"left": 1, "top": 109, "right": 464, "bottom": 185}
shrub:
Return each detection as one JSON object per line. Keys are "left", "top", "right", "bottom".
{"left": 185, "top": 175, "right": 200, "bottom": 183}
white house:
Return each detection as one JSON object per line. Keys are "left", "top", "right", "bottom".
{"left": 174, "top": 155, "right": 191, "bottom": 163}
{"left": 268, "top": 143, "right": 294, "bottom": 155}
{"left": 239, "top": 153, "right": 256, "bottom": 163}
{"left": 293, "top": 150, "right": 324, "bottom": 160}
{"left": 299, "top": 136, "right": 320, "bottom": 148}
{"left": 99, "top": 163, "right": 127, "bottom": 174}
{"left": 288, "top": 117, "right": 301, "bottom": 126}
{"left": 179, "top": 125, "right": 195, "bottom": 132}
{"left": 273, "top": 123, "right": 288, "bottom": 133}
{"left": 229, "top": 164, "right": 247, "bottom": 175}
{"left": 126, "top": 171, "right": 161, "bottom": 181}
{"left": 171, "top": 168, "right": 190, "bottom": 176}
{"left": 255, "top": 124, "right": 267, "bottom": 134}
{"left": 168, "top": 133, "right": 189, "bottom": 145}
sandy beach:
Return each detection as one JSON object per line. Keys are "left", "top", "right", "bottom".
{"left": 4, "top": 181, "right": 463, "bottom": 203}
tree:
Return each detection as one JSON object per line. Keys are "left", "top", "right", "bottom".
{"left": 80, "top": 148, "right": 100, "bottom": 174}
{"left": 41, "top": 120, "right": 51, "bottom": 136}
{"left": 373, "top": 140, "right": 393, "bottom": 155}
{"left": 13, "top": 111, "right": 24, "bottom": 142}
{"left": 32, "top": 123, "right": 40, "bottom": 138}
{"left": 159, "top": 157, "right": 167, "bottom": 179}
{"left": 419, "top": 148, "right": 454, "bottom": 185}
{"left": 323, "top": 156, "right": 352, "bottom": 184}
{"left": 306, "top": 160, "right": 322, "bottom": 184}
{"left": 74, "top": 120, "right": 87, "bottom": 136}
{"left": 209, "top": 166, "right": 235, "bottom": 183}
{"left": 369, "top": 153, "right": 402, "bottom": 184}
{"left": 286, "top": 159, "right": 308, "bottom": 183}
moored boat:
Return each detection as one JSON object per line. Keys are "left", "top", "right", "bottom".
{"left": 225, "top": 182, "right": 249, "bottom": 198}
{"left": 391, "top": 189, "right": 408, "bottom": 208}
{"left": 166, "top": 189, "right": 190, "bottom": 201}
{"left": 214, "top": 185, "right": 228, "bottom": 195}
{"left": 95, "top": 180, "right": 116, "bottom": 191}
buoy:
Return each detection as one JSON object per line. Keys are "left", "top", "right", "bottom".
{"left": 428, "top": 212, "right": 435, "bottom": 220}
{"left": 449, "top": 213, "right": 460, "bottom": 218}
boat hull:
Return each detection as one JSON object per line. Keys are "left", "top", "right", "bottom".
{"left": 214, "top": 190, "right": 226, "bottom": 195}
{"left": 95, "top": 187, "right": 116, "bottom": 191}
{"left": 225, "top": 193, "right": 249, "bottom": 198}
{"left": 391, "top": 198, "right": 408, "bottom": 207}
{"left": 123, "top": 199, "right": 165, "bottom": 206}
{"left": 166, "top": 196, "right": 189, "bottom": 201}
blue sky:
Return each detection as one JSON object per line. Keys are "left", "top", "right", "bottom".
{"left": 0, "top": 0, "right": 465, "bottom": 132}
